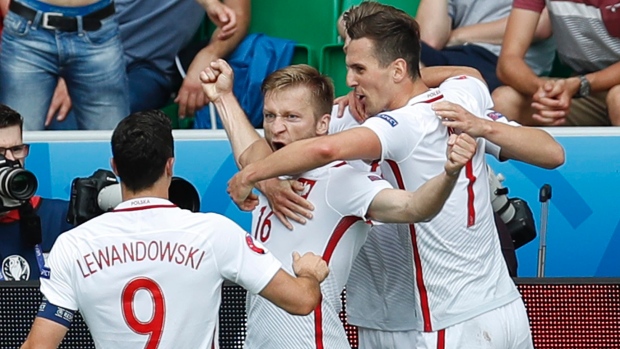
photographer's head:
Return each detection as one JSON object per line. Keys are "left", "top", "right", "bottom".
{"left": 111, "top": 110, "right": 174, "bottom": 197}
{"left": 0, "top": 104, "right": 29, "bottom": 166}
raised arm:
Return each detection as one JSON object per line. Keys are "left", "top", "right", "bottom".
{"left": 259, "top": 251, "right": 328, "bottom": 315}
{"left": 367, "top": 133, "right": 476, "bottom": 223}
{"left": 228, "top": 127, "right": 382, "bottom": 208}
{"left": 433, "top": 101, "right": 565, "bottom": 168}
{"left": 21, "top": 318, "right": 68, "bottom": 349}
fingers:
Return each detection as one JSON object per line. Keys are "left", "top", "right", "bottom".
{"left": 292, "top": 251, "right": 300, "bottom": 262}
{"left": 334, "top": 94, "right": 349, "bottom": 118}
{"left": 447, "top": 133, "right": 458, "bottom": 146}
{"left": 175, "top": 90, "right": 189, "bottom": 119}
{"left": 274, "top": 211, "right": 293, "bottom": 231}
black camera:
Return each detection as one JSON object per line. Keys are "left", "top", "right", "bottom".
{"left": 0, "top": 155, "right": 38, "bottom": 212}
{"left": 67, "top": 169, "right": 201, "bottom": 226}
{"left": 488, "top": 165, "right": 536, "bottom": 249}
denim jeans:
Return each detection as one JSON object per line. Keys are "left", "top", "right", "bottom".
{"left": 0, "top": 7, "right": 129, "bottom": 130}
{"left": 127, "top": 61, "right": 173, "bottom": 113}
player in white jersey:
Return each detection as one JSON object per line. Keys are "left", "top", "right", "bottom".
{"left": 227, "top": 7, "right": 564, "bottom": 349}
{"left": 20, "top": 110, "right": 332, "bottom": 349}
{"left": 200, "top": 60, "right": 478, "bottom": 348}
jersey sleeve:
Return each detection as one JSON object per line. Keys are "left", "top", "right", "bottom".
{"left": 328, "top": 105, "right": 361, "bottom": 135}
{"left": 360, "top": 111, "right": 416, "bottom": 163}
{"left": 39, "top": 234, "right": 79, "bottom": 311}
{"left": 209, "top": 214, "right": 282, "bottom": 294}
{"left": 482, "top": 110, "right": 522, "bottom": 160}
{"left": 325, "top": 165, "right": 393, "bottom": 218}
{"left": 441, "top": 75, "right": 494, "bottom": 116}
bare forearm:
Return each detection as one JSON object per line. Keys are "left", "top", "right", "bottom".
{"left": 214, "top": 93, "right": 262, "bottom": 167}
{"left": 285, "top": 275, "right": 322, "bottom": 315}
{"left": 450, "top": 17, "right": 508, "bottom": 46}
{"left": 496, "top": 56, "right": 544, "bottom": 95}
{"left": 417, "top": 0, "right": 451, "bottom": 49}
{"left": 482, "top": 121, "right": 565, "bottom": 169}
{"left": 586, "top": 61, "right": 620, "bottom": 92}
{"left": 421, "top": 66, "right": 484, "bottom": 88}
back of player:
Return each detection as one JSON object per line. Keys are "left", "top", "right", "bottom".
{"left": 353, "top": 76, "right": 520, "bottom": 334}
{"left": 245, "top": 163, "right": 391, "bottom": 349}
{"left": 42, "top": 198, "right": 282, "bottom": 349}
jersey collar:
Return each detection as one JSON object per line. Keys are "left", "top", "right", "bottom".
{"left": 113, "top": 197, "right": 177, "bottom": 212}
{"left": 406, "top": 88, "right": 444, "bottom": 106}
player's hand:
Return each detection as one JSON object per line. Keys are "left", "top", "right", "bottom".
{"left": 445, "top": 133, "right": 477, "bottom": 176}
{"left": 433, "top": 101, "right": 486, "bottom": 137}
{"left": 200, "top": 59, "right": 234, "bottom": 103}
{"left": 256, "top": 178, "right": 314, "bottom": 230}
{"left": 334, "top": 91, "right": 366, "bottom": 123}
{"left": 292, "top": 251, "right": 329, "bottom": 283}
{"left": 175, "top": 50, "right": 216, "bottom": 119}
{"left": 227, "top": 170, "right": 258, "bottom": 210}
{"left": 46, "top": 78, "right": 72, "bottom": 127}
{"left": 204, "top": 0, "right": 237, "bottom": 40}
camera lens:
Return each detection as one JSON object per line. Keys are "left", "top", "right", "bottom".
{"left": 0, "top": 167, "right": 38, "bottom": 201}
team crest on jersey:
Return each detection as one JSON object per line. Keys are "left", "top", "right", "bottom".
{"left": 245, "top": 234, "right": 266, "bottom": 254}
{"left": 367, "top": 175, "right": 383, "bottom": 182}
{"left": 2, "top": 255, "right": 30, "bottom": 281}
{"left": 486, "top": 110, "right": 506, "bottom": 121}
{"left": 377, "top": 114, "right": 398, "bottom": 127}
{"left": 297, "top": 178, "right": 316, "bottom": 199}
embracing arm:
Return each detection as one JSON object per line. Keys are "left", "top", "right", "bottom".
{"left": 21, "top": 318, "right": 68, "bottom": 349}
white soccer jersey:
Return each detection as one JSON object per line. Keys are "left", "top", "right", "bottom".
{"left": 347, "top": 76, "right": 521, "bottom": 332}
{"left": 244, "top": 162, "right": 392, "bottom": 349}
{"left": 40, "top": 197, "right": 282, "bottom": 349}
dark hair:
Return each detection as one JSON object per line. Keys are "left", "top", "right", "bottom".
{"left": 345, "top": 8, "right": 422, "bottom": 79}
{"left": 111, "top": 110, "right": 174, "bottom": 192}
{"left": 0, "top": 104, "right": 24, "bottom": 130}
{"left": 261, "top": 64, "right": 335, "bottom": 117}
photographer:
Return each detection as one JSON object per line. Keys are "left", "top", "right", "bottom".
{"left": 0, "top": 105, "right": 72, "bottom": 281}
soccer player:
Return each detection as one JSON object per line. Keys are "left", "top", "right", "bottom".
{"left": 20, "top": 110, "right": 330, "bottom": 349}
{"left": 201, "top": 59, "right": 477, "bottom": 348}
{"left": 227, "top": 7, "right": 564, "bottom": 349}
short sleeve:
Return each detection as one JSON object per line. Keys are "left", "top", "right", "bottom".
{"left": 325, "top": 165, "right": 393, "bottom": 218}
{"left": 513, "top": 0, "right": 545, "bottom": 12}
{"left": 329, "top": 105, "right": 361, "bottom": 135}
{"left": 440, "top": 75, "right": 494, "bottom": 115}
{"left": 40, "top": 234, "right": 79, "bottom": 311}
{"left": 360, "top": 111, "right": 416, "bottom": 164}
{"left": 482, "top": 110, "right": 522, "bottom": 160}
{"left": 210, "top": 215, "right": 282, "bottom": 295}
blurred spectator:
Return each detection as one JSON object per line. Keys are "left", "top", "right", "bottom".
{"left": 46, "top": 0, "right": 247, "bottom": 128}
{"left": 494, "top": 0, "right": 620, "bottom": 126}
{"left": 415, "top": 0, "right": 555, "bottom": 92}
{"left": 0, "top": 105, "right": 72, "bottom": 281}
{"left": 0, "top": 0, "right": 129, "bottom": 130}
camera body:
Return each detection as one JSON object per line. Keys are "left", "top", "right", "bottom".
{"left": 488, "top": 165, "right": 536, "bottom": 249}
{"left": 67, "top": 169, "right": 201, "bottom": 226}
{"left": 0, "top": 155, "right": 38, "bottom": 212}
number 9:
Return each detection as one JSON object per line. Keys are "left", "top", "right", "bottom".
{"left": 122, "top": 277, "right": 165, "bottom": 349}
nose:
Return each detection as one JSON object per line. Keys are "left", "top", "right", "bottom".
{"left": 346, "top": 69, "right": 357, "bottom": 88}
{"left": 272, "top": 116, "right": 286, "bottom": 134}
{"left": 4, "top": 149, "right": 16, "bottom": 161}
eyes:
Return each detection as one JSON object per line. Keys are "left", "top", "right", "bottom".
{"left": 263, "top": 113, "right": 300, "bottom": 121}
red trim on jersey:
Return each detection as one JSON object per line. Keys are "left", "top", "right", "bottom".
{"left": 424, "top": 95, "right": 444, "bottom": 104}
{"left": 386, "top": 160, "right": 433, "bottom": 332}
{"left": 113, "top": 204, "right": 177, "bottom": 212}
{"left": 437, "top": 329, "right": 446, "bottom": 349}
{"left": 465, "top": 161, "right": 476, "bottom": 227}
{"left": 314, "top": 216, "right": 362, "bottom": 349}
{"left": 333, "top": 161, "right": 347, "bottom": 167}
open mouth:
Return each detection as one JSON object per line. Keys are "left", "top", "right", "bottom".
{"left": 271, "top": 141, "right": 286, "bottom": 150}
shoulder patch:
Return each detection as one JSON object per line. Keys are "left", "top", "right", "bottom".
{"left": 486, "top": 110, "right": 506, "bottom": 121}
{"left": 245, "top": 234, "right": 265, "bottom": 254}
{"left": 377, "top": 113, "right": 398, "bottom": 127}
{"left": 367, "top": 175, "right": 383, "bottom": 182}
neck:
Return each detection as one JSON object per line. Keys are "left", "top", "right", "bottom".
{"left": 121, "top": 181, "right": 169, "bottom": 202}
{"left": 386, "top": 78, "right": 430, "bottom": 111}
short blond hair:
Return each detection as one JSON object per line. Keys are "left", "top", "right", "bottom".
{"left": 261, "top": 64, "right": 335, "bottom": 117}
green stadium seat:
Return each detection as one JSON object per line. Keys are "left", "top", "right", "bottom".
{"left": 249, "top": 0, "right": 340, "bottom": 67}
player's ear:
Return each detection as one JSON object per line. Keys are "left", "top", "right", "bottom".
{"left": 392, "top": 58, "right": 408, "bottom": 83}
{"left": 165, "top": 158, "right": 174, "bottom": 177}
{"left": 315, "top": 113, "right": 330, "bottom": 136}
{"left": 110, "top": 158, "right": 119, "bottom": 177}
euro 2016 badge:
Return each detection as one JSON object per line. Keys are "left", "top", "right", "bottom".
{"left": 2, "top": 255, "right": 30, "bottom": 281}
